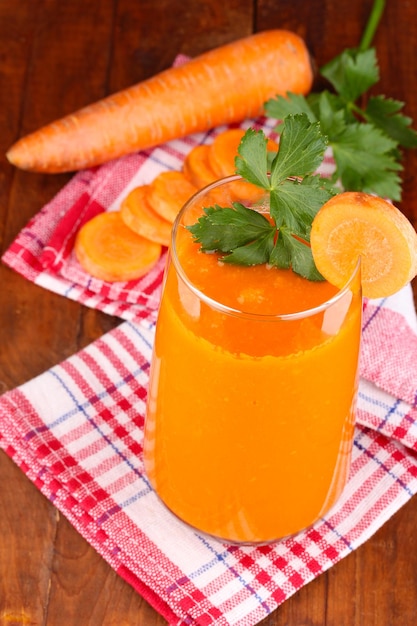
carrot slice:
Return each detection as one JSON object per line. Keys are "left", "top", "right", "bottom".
{"left": 183, "top": 144, "right": 218, "bottom": 188}
{"left": 310, "top": 191, "right": 417, "bottom": 298}
{"left": 120, "top": 185, "right": 172, "bottom": 247}
{"left": 208, "top": 129, "right": 247, "bottom": 178}
{"left": 148, "top": 171, "right": 198, "bottom": 222}
{"left": 74, "top": 211, "right": 161, "bottom": 282}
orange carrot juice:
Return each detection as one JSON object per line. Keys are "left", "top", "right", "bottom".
{"left": 143, "top": 178, "right": 362, "bottom": 543}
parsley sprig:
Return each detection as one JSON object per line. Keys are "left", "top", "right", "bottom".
{"left": 187, "top": 114, "right": 337, "bottom": 280}
{"left": 264, "top": 0, "right": 417, "bottom": 201}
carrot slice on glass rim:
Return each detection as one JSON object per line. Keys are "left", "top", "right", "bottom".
{"left": 310, "top": 191, "right": 417, "bottom": 299}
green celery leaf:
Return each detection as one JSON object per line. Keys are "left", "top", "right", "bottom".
{"left": 221, "top": 230, "right": 275, "bottom": 266}
{"left": 277, "top": 229, "right": 325, "bottom": 281}
{"left": 365, "top": 95, "right": 417, "bottom": 149}
{"left": 331, "top": 122, "right": 403, "bottom": 200}
{"left": 339, "top": 163, "right": 402, "bottom": 200}
{"left": 268, "top": 232, "right": 291, "bottom": 269}
{"left": 287, "top": 236, "right": 325, "bottom": 281}
{"left": 269, "top": 229, "right": 324, "bottom": 280}
{"left": 306, "top": 90, "right": 352, "bottom": 121}
{"left": 270, "top": 114, "right": 327, "bottom": 186}
{"left": 267, "top": 149, "right": 277, "bottom": 170}
{"left": 320, "top": 47, "right": 379, "bottom": 102}
{"left": 235, "top": 128, "right": 271, "bottom": 189}
{"left": 264, "top": 93, "right": 316, "bottom": 133}
{"left": 270, "top": 176, "right": 338, "bottom": 238}
{"left": 186, "top": 203, "right": 274, "bottom": 252}
{"left": 316, "top": 91, "right": 348, "bottom": 138}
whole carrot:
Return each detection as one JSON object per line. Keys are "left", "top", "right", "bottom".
{"left": 6, "top": 30, "right": 313, "bottom": 173}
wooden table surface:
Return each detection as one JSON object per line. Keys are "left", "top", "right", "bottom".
{"left": 1, "top": 1, "right": 417, "bottom": 624}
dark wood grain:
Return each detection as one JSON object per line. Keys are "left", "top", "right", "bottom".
{"left": 1, "top": 1, "right": 416, "bottom": 624}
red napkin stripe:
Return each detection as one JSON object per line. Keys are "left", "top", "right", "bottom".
{"left": 40, "top": 194, "right": 104, "bottom": 271}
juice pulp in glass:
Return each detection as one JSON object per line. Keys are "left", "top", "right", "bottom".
{"left": 143, "top": 177, "right": 362, "bottom": 543}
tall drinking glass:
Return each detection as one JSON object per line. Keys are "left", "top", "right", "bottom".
{"left": 143, "top": 175, "right": 362, "bottom": 544}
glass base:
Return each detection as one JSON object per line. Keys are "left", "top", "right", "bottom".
{"left": 152, "top": 488, "right": 331, "bottom": 546}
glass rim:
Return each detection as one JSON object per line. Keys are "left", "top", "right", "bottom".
{"left": 171, "top": 175, "right": 362, "bottom": 322}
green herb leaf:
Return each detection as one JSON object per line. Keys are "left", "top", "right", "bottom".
{"left": 331, "top": 122, "right": 403, "bottom": 199}
{"left": 320, "top": 47, "right": 379, "bottom": 102}
{"left": 365, "top": 95, "right": 417, "bottom": 149}
{"left": 268, "top": 232, "right": 291, "bottom": 269}
{"left": 221, "top": 230, "right": 275, "bottom": 266}
{"left": 314, "top": 91, "right": 347, "bottom": 137}
{"left": 234, "top": 128, "right": 271, "bottom": 189}
{"left": 264, "top": 93, "right": 317, "bottom": 131}
{"left": 288, "top": 237, "right": 324, "bottom": 282}
{"left": 272, "top": 229, "right": 324, "bottom": 281}
{"left": 270, "top": 176, "right": 337, "bottom": 238}
{"left": 269, "top": 114, "right": 327, "bottom": 186}
{"left": 187, "top": 203, "right": 274, "bottom": 253}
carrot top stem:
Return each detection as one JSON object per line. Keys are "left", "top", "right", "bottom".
{"left": 359, "top": 0, "right": 386, "bottom": 52}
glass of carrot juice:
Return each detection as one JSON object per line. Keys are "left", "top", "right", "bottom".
{"left": 143, "top": 175, "right": 362, "bottom": 544}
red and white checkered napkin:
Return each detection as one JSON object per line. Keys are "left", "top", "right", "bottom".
{"left": 2, "top": 112, "right": 417, "bottom": 625}
{"left": 0, "top": 290, "right": 417, "bottom": 626}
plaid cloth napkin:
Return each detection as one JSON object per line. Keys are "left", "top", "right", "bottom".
{"left": 2, "top": 103, "right": 417, "bottom": 625}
